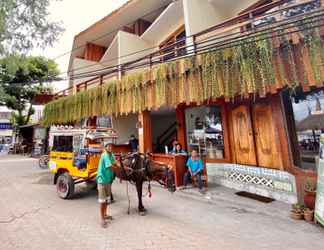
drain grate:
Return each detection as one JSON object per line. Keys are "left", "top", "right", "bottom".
{"left": 235, "top": 191, "right": 274, "bottom": 203}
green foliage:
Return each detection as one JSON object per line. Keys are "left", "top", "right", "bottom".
{"left": 0, "top": 0, "right": 64, "bottom": 54}
{"left": 0, "top": 54, "right": 60, "bottom": 126}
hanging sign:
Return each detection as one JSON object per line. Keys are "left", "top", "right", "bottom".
{"left": 315, "top": 134, "right": 324, "bottom": 226}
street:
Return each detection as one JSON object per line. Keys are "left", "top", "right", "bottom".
{"left": 0, "top": 155, "right": 323, "bottom": 250}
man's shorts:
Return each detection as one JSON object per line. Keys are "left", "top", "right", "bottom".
{"left": 97, "top": 183, "right": 111, "bottom": 203}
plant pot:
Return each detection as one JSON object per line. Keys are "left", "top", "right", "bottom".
{"left": 304, "top": 190, "right": 316, "bottom": 210}
{"left": 290, "top": 210, "right": 303, "bottom": 220}
{"left": 304, "top": 209, "right": 314, "bottom": 222}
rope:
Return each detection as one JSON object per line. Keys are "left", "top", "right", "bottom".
{"left": 126, "top": 181, "right": 130, "bottom": 215}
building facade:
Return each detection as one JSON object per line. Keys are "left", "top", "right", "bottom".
{"left": 44, "top": 0, "right": 324, "bottom": 203}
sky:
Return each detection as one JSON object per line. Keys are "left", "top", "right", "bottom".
{"left": 32, "top": 0, "right": 128, "bottom": 91}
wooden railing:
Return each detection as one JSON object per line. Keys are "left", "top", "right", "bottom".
{"left": 54, "top": 0, "right": 322, "bottom": 99}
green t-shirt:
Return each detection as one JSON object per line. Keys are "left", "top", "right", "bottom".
{"left": 96, "top": 152, "right": 115, "bottom": 184}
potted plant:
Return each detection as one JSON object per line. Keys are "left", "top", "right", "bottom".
{"left": 304, "top": 179, "right": 316, "bottom": 209}
{"left": 290, "top": 203, "right": 304, "bottom": 220}
{"left": 304, "top": 208, "right": 314, "bottom": 222}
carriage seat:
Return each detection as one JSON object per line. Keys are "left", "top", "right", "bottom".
{"left": 74, "top": 155, "right": 87, "bottom": 169}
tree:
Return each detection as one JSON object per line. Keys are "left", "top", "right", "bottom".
{"left": 0, "top": 54, "right": 60, "bottom": 126}
{"left": 0, "top": 0, "right": 64, "bottom": 54}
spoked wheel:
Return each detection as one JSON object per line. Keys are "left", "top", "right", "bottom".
{"left": 39, "top": 155, "right": 49, "bottom": 169}
{"left": 56, "top": 173, "right": 75, "bottom": 199}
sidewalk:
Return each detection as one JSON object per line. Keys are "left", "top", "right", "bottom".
{"left": 173, "top": 184, "right": 292, "bottom": 220}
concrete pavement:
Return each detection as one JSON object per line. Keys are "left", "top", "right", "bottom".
{"left": 0, "top": 155, "right": 323, "bottom": 250}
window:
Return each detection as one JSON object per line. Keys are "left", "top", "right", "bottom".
{"left": 284, "top": 89, "right": 324, "bottom": 171}
{"left": 159, "top": 26, "right": 186, "bottom": 62}
{"left": 185, "top": 105, "right": 224, "bottom": 159}
{"left": 96, "top": 116, "right": 113, "bottom": 128}
{"left": 52, "top": 136, "right": 73, "bottom": 152}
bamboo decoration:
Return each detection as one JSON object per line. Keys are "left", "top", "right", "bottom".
{"left": 43, "top": 26, "right": 324, "bottom": 126}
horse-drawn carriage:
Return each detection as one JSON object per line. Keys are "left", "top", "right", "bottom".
{"left": 48, "top": 127, "right": 176, "bottom": 214}
{"left": 48, "top": 127, "right": 118, "bottom": 199}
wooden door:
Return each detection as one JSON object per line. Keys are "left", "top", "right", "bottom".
{"left": 252, "top": 103, "right": 283, "bottom": 169}
{"left": 231, "top": 105, "right": 257, "bottom": 165}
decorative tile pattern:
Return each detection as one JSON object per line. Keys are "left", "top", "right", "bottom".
{"left": 206, "top": 163, "right": 296, "bottom": 193}
{"left": 228, "top": 172, "right": 274, "bottom": 188}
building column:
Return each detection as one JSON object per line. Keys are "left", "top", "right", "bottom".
{"left": 176, "top": 105, "right": 187, "bottom": 150}
{"left": 138, "top": 111, "right": 152, "bottom": 153}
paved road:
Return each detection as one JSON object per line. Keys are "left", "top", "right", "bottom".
{"left": 0, "top": 155, "right": 323, "bottom": 250}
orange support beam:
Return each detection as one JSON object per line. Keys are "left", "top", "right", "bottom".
{"left": 138, "top": 111, "right": 152, "bottom": 153}
{"left": 176, "top": 105, "right": 187, "bottom": 150}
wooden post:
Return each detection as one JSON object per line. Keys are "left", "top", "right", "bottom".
{"left": 138, "top": 111, "right": 152, "bottom": 153}
{"left": 176, "top": 105, "right": 187, "bottom": 150}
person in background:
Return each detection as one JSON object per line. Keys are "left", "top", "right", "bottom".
{"left": 97, "top": 143, "right": 117, "bottom": 228}
{"left": 129, "top": 134, "right": 139, "bottom": 152}
{"left": 171, "top": 139, "right": 178, "bottom": 152}
{"left": 171, "top": 143, "right": 187, "bottom": 155}
{"left": 182, "top": 149, "right": 204, "bottom": 192}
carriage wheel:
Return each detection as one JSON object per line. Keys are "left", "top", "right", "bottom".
{"left": 56, "top": 173, "right": 75, "bottom": 199}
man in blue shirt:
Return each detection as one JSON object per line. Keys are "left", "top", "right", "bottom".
{"left": 182, "top": 150, "right": 204, "bottom": 191}
{"left": 97, "top": 143, "right": 117, "bottom": 228}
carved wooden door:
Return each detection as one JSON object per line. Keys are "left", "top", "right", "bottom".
{"left": 231, "top": 105, "right": 257, "bottom": 165}
{"left": 252, "top": 103, "right": 282, "bottom": 169}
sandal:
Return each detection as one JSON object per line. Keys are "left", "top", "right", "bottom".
{"left": 104, "top": 215, "right": 113, "bottom": 220}
{"left": 101, "top": 220, "right": 108, "bottom": 228}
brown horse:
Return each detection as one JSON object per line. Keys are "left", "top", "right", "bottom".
{"left": 111, "top": 152, "right": 176, "bottom": 215}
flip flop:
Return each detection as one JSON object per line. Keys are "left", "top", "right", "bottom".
{"left": 104, "top": 215, "right": 113, "bottom": 220}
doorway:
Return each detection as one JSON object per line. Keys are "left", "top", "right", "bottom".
{"left": 151, "top": 107, "right": 177, "bottom": 153}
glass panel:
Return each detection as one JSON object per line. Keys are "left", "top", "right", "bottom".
{"left": 185, "top": 105, "right": 224, "bottom": 159}
{"left": 97, "top": 116, "right": 113, "bottom": 128}
{"left": 52, "top": 136, "right": 73, "bottom": 152}
{"left": 291, "top": 90, "right": 324, "bottom": 171}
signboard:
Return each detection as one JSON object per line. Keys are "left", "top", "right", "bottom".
{"left": 315, "top": 134, "right": 324, "bottom": 226}
{"left": 0, "top": 123, "right": 12, "bottom": 130}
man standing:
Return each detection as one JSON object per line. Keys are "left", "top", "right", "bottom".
{"left": 128, "top": 134, "right": 139, "bottom": 152}
{"left": 97, "top": 143, "right": 117, "bottom": 228}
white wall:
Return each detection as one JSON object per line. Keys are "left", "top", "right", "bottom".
{"left": 112, "top": 114, "right": 138, "bottom": 144}
{"left": 141, "top": 0, "right": 184, "bottom": 45}
{"left": 71, "top": 58, "right": 103, "bottom": 86}
{"left": 118, "top": 31, "right": 154, "bottom": 65}
{"left": 183, "top": 0, "right": 259, "bottom": 36}
{"left": 100, "top": 34, "right": 119, "bottom": 68}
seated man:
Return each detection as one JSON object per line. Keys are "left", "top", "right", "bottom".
{"left": 182, "top": 150, "right": 204, "bottom": 192}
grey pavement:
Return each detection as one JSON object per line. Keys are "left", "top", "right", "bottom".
{"left": 0, "top": 154, "right": 323, "bottom": 250}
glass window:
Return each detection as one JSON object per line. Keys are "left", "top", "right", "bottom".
{"left": 185, "top": 105, "right": 224, "bottom": 159}
{"left": 52, "top": 136, "right": 73, "bottom": 152}
{"left": 96, "top": 116, "right": 113, "bottom": 128}
{"left": 288, "top": 90, "right": 324, "bottom": 171}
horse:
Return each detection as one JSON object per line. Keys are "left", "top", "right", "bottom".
{"left": 111, "top": 152, "right": 176, "bottom": 215}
